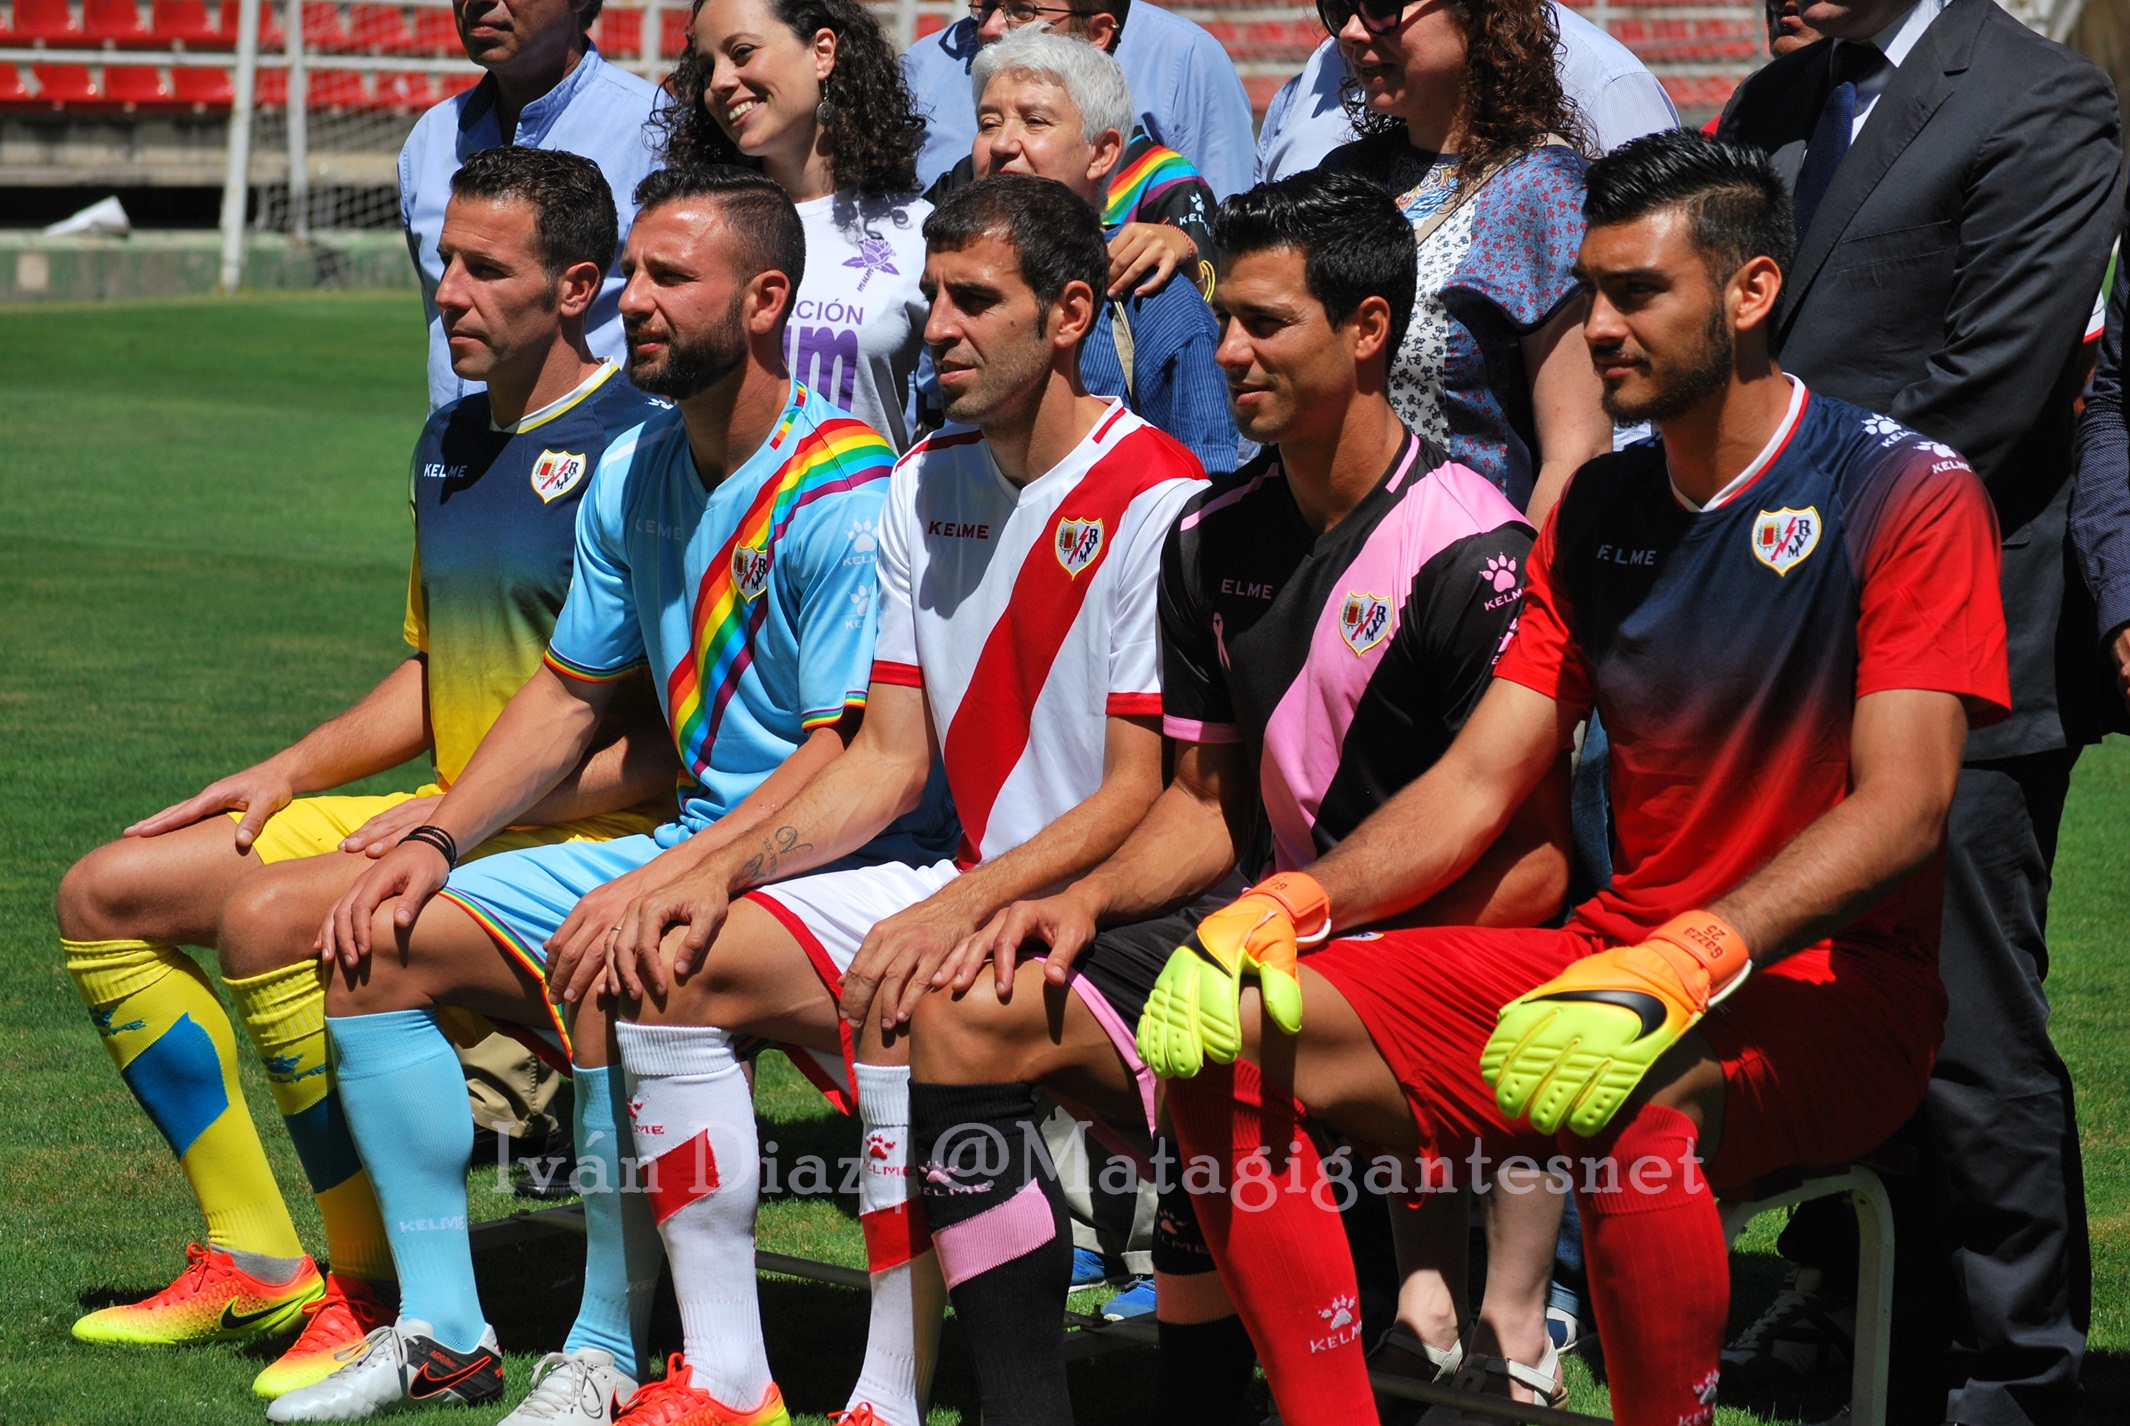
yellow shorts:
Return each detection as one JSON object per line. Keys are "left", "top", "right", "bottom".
{"left": 238, "top": 787, "right": 663, "bottom": 866}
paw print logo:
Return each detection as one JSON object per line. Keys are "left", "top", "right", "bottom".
{"left": 849, "top": 517, "right": 877, "bottom": 554}
{"left": 1862, "top": 413, "right": 1913, "bottom": 447}
{"left": 1318, "top": 1295, "right": 1356, "bottom": 1330}
{"left": 1481, "top": 553, "right": 1518, "bottom": 592}
{"left": 1917, "top": 439, "right": 1961, "bottom": 460}
{"left": 627, "top": 1097, "right": 645, "bottom": 1122}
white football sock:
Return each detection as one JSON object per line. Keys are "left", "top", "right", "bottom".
{"left": 615, "top": 1023, "right": 773, "bottom": 1411}
{"left": 845, "top": 1062, "right": 944, "bottom": 1426}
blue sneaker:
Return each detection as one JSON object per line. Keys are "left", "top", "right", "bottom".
{"left": 1100, "top": 1277, "right": 1156, "bottom": 1321}
{"left": 1069, "top": 1247, "right": 1110, "bottom": 1291}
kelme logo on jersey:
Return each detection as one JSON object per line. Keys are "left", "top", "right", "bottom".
{"left": 1751, "top": 506, "right": 1821, "bottom": 576}
{"left": 731, "top": 543, "right": 772, "bottom": 601}
{"left": 1055, "top": 517, "right": 1105, "bottom": 577}
{"left": 529, "top": 449, "right": 588, "bottom": 503}
{"left": 1338, "top": 593, "right": 1393, "bottom": 655}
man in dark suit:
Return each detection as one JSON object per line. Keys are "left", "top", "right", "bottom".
{"left": 1717, "top": 3, "right": 2123, "bottom": 1423}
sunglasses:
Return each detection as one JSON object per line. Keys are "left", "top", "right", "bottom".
{"left": 1316, "top": 0, "right": 1414, "bottom": 36}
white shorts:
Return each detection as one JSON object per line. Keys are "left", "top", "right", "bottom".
{"left": 744, "top": 857, "right": 962, "bottom": 1107}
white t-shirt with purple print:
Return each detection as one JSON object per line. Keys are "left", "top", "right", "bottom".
{"left": 789, "top": 191, "right": 934, "bottom": 452}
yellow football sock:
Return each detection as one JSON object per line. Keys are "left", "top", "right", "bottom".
{"left": 225, "top": 961, "right": 394, "bottom": 1282}
{"left": 65, "top": 938, "right": 305, "bottom": 1260}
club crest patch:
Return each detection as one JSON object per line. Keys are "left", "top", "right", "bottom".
{"left": 1751, "top": 507, "right": 1821, "bottom": 576}
{"left": 530, "top": 449, "right": 588, "bottom": 503}
{"left": 731, "top": 543, "right": 772, "bottom": 601}
{"left": 1338, "top": 593, "right": 1393, "bottom": 655}
{"left": 1055, "top": 517, "right": 1104, "bottom": 577}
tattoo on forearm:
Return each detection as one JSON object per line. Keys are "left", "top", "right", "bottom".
{"left": 736, "top": 825, "right": 812, "bottom": 889}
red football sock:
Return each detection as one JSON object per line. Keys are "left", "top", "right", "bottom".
{"left": 1165, "top": 1060, "right": 1375, "bottom": 1426}
{"left": 1571, "top": 1103, "right": 1727, "bottom": 1426}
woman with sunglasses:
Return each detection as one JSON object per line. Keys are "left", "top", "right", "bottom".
{"left": 656, "top": 0, "right": 934, "bottom": 452}
{"left": 1322, "top": 0, "right": 1612, "bottom": 527}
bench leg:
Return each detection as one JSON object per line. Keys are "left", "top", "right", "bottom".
{"left": 1848, "top": 1170, "right": 1895, "bottom": 1426}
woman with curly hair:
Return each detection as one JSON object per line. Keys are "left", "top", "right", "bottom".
{"left": 656, "top": 0, "right": 935, "bottom": 449}
{"left": 1323, "top": 0, "right": 1613, "bottom": 525}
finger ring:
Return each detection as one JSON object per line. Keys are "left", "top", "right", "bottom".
{"left": 607, "top": 924, "right": 624, "bottom": 938}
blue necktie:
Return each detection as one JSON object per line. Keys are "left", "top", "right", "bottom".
{"left": 1793, "top": 43, "right": 1889, "bottom": 241}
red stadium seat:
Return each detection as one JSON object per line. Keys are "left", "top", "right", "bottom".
{"left": 407, "top": 5, "right": 453, "bottom": 52}
{"left": 291, "top": 0, "right": 346, "bottom": 48}
{"left": 31, "top": 62, "right": 100, "bottom": 104}
{"left": 437, "top": 67, "right": 475, "bottom": 96}
{"left": 307, "top": 65, "right": 366, "bottom": 104}
{"left": 588, "top": 6, "right": 638, "bottom": 56}
{"left": 86, "top": 0, "right": 156, "bottom": 44}
{"left": 0, "top": 64, "right": 32, "bottom": 103}
{"left": 171, "top": 60, "right": 231, "bottom": 104}
{"left": 104, "top": 61, "right": 176, "bottom": 105}
{"left": 13, "top": 0, "right": 86, "bottom": 42}
{"left": 375, "top": 67, "right": 429, "bottom": 107}
{"left": 216, "top": 0, "right": 284, "bottom": 48}
{"left": 150, "top": 0, "right": 224, "bottom": 44}
{"left": 253, "top": 61, "right": 285, "bottom": 102}
{"left": 659, "top": 7, "right": 687, "bottom": 58}
{"left": 345, "top": 1, "right": 408, "bottom": 50}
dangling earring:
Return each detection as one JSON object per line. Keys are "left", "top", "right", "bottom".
{"left": 815, "top": 80, "right": 834, "bottom": 127}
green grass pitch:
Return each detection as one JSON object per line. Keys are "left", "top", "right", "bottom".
{"left": 0, "top": 291, "right": 2123, "bottom": 1424}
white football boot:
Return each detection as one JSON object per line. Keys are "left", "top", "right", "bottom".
{"left": 496, "top": 1347, "right": 639, "bottom": 1425}
{"left": 264, "top": 1317, "right": 504, "bottom": 1421}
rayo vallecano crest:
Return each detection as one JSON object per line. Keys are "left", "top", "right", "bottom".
{"left": 1750, "top": 506, "right": 1821, "bottom": 576}
{"left": 731, "top": 542, "right": 772, "bottom": 601}
{"left": 1338, "top": 593, "right": 1393, "bottom": 654}
{"left": 1055, "top": 516, "right": 1104, "bottom": 577}
{"left": 529, "top": 449, "right": 588, "bottom": 503}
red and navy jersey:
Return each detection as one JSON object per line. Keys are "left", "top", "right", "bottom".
{"left": 1496, "top": 379, "right": 2011, "bottom": 960}
{"left": 1161, "top": 432, "right": 1533, "bottom": 872}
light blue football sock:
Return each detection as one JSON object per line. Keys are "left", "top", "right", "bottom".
{"left": 326, "top": 1009, "right": 487, "bottom": 1352}
{"left": 564, "top": 1064, "right": 660, "bottom": 1372}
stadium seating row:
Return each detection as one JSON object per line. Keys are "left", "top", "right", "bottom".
{"left": 0, "top": 0, "right": 461, "bottom": 53}
{"left": 0, "top": 57, "right": 475, "bottom": 106}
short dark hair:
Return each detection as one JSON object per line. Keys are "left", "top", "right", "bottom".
{"left": 448, "top": 146, "right": 618, "bottom": 278}
{"left": 632, "top": 164, "right": 808, "bottom": 313}
{"left": 580, "top": 0, "right": 603, "bottom": 30}
{"left": 1212, "top": 169, "right": 1419, "bottom": 359}
{"left": 1584, "top": 130, "right": 1795, "bottom": 283}
{"left": 923, "top": 173, "right": 1108, "bottom": 319}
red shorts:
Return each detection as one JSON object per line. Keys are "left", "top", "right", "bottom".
{"left": 1306, "top": 924, "right": 1945, "bottom": 1192}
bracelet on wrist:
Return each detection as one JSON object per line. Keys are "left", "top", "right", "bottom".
{"left": 399, "top": 824, "right": 460, "bottom": 871}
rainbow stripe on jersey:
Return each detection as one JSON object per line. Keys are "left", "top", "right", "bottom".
{"left": 1103, "top": 143, "right": 1202, "bottom": 228}
{"left": 660, "top": 393, "right": 894, "bottom": 780}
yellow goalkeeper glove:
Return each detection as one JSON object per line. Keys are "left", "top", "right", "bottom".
{"left": 1136, "top": 872, "right": 1331, "bottom": 1080}
{"left": 1481, "top": 911, "right": 1753, "bottom": 1137}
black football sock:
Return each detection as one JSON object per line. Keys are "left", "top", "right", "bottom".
{"left": 912, "top": 1079, "right": 1073, "bottom": 1426}
{"left": 1152, "top": 1134, "right": 1257, "bottom": 1426}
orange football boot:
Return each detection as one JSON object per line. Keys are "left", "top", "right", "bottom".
{"left": 72, "top": 1243, "right": 323, "bottom": 1346}
{"left": 251, "top": 1274, "right": 396, "bottom": 1398}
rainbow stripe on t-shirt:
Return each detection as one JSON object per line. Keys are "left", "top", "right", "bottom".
{"left": 1102, "top": 143, "right": 1201, "bottom": 228}
{"left": 661, "top": 397, "right": 895, "bottom": 779}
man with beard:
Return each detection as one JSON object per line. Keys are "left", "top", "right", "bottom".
{"left": 275, "top": 165, "right": 954, "bottom": 1425}
{"left": 1133, "top": 131, "right": 2011, "bottom": 1426}
{"left": 542, "top": 173, "right": 1204, "bottom": 1426}
{"left": 56, "top": 146, "right": 675, "bottom": 1404}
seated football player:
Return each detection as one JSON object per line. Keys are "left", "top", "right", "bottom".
{"left": 51, "top": 146, "right": 675, "bottom": 1399}
{"left": 275, "top": 165, "right": 950, "bottom": 1424}
{"left": 1137, "top": 131, "right": 2012, "bottom": 1426}
{"left": 901, "top": 169, "right": 1574, "bottom": 1426}
{"left": 549, "top": 173, "right": 1207, "bottom": 1426}
{"left": 950, "top": 27, "right": 1239, "bottom": 477}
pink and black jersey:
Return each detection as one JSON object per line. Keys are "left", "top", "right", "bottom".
{"left": 1161, "top": 432, "right": 1532, "bottom": 873}
{"left": 871, "top": 399, "right": 1206, "bottom": 868}
{"left": 1496, "top": 379, "right": 2011, "bottom": 960}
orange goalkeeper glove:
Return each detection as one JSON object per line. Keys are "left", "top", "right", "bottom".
{"left": 1480, "top": 911, "right": 1753, "bottom": 1137}
{"left": 1136, "top": 872, "right": 1331, "bottom": 1079}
